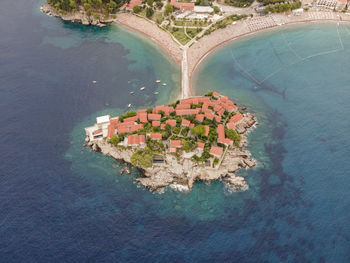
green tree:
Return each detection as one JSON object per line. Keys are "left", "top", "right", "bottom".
{"left": 191, "top": 125, "right": 206, "bottom": 137}
{"left": 110, "top": 135, "right": 119, "bottom": 146}
{"left": 225, "top": 129, "right": 241, "bottom": 147}
{"left": 164, "top": 3, "right": 174, "bottom": 15}
{"left": 146, "top": 7, "right": 154, "bottom": 18}
{"left": 147, "top": 0, "right": 154, "bottom": 7}
{"left": 133, "top": 5, "right": 142, "bottom": 13}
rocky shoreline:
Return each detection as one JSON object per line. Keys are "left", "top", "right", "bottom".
{"left": 85, "top": 113, "right": 257, "bottom": 193}
{"left": 41, "top": 4, "right": 113, "bottom": 27}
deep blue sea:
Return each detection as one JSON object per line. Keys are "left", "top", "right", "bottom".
{"left": 1, "top": 0, "right": 349, "bottom": 262}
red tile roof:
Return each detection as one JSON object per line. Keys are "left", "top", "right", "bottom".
{"left": 148, "top": 113, "right": 161, "bottom": 120}
{"left": 230, "top": 113, "right": 243, "bottom": 123}
{"left": 217, "top": 108, "right": 225, "bottom": 116}
{"left": 107, "top": 124, "right": 115, "bottom": 139}
{"left": 217, "top": 124, "right": 225, "bottom": 139}
{"left": 128, "top": 134, "right": 140, "bottom": 145}
{"left": 118, "top": 127, "right": 130, "bottom": 134}
{"left": 176, "top": 109, "right": 200, "bottom": 116}
{"left": 210, "top": 146, "right": 223, "bottom": 157}
{"left": 195, "top": 114, "right": 205, "bottom": 122}
{"left": 197, "top": 142, "right": 205, "bottom": 149}
{"left": 189, "top": 123, "right": 194, "bottom": 129}
{"left": 124, "top": 116, "right": 138, "bottom": 122}
{"left": 166, "top": 119, "right": 177, "bottom": 127}
{"left": 110, "top": 118, "right": 119, "bottom": 125}
{"left": 181, "top": 119, "right": 190, "bottom": 126}
{"left": 205, "top": 125, "right": 209, "bottom": 136}
{"left": 121, "top": 0, "right": 143, "bottom": 10}
{"left": 93, "top": 129, "right": 102, "bottom": 135}
{"left": 214, "top": 115, "right": 222, "bottom": 122}
{"left": 213, "top": 92, "right": 221, "bottom": 98}
{"left": 205, "top": 112, "right": 214, "bottom": 120}
{"left": 127, "top": 134, "right": 145, "bottom": 145}
{"left": 131, "top": 123, "right": 144, "bottom": 132}
{"left": 218, "top": 137, "right": 232, "bottom": 145}
{"left": 176, "top": 103, "right": 191, "bottom": 110}
{"left": 152, "top": 120, "right": 160, "bottom": 127}
{"left": 170, "top": 140, "right": 182, "bottom": 148}
{"left": 171, "top": 0, "right": 194, "bottom": 12}
{"left": 139, "top": 113, "right": 148, "bottom": 123}
{"left": 170, "top": 147, "right": 177, "bottom": 153}
{"left": 226, "top": 122, "right": 235, "bottom": 130}
{"left": 139, "top": 135, "right": 145, "bottom": 144}
{"left": 150, "top": 133, "right": 162, "bottom": 140}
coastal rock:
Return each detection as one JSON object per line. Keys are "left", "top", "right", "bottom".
{"left": 224, "top": 175, "right": 248, "bottom": 191}
{"left": 41, "top": 4, "right": 113, "bottom": 27}
{"left": 92, "top": 143, "right": 100, "bottom": 152}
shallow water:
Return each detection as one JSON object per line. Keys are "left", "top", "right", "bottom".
{"left": 1, "top": 0, "right": 350, "bottom": 261}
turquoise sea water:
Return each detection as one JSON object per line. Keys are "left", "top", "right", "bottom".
{"left": 1, "top": 0, "right": 350, "bottom": 261}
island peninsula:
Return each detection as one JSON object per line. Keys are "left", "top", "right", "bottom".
{"left": 85, "top": 92, "right": 257, "bottom": 192}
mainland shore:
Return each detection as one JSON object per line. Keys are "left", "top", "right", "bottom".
{"left": 41, "top": 4, "right": 350, "bottom": 98}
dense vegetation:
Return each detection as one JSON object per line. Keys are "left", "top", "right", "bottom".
{"left": 224, "top": 0, "right": 254, "bottom": 8}
{"left": 46, "top": 0, "right": 126, "bottom": 15}
{"left": 264, "top": 1, "right": 301, "bottom": 13}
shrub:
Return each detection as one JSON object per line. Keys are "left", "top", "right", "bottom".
{"left": 133, "top": 5, "right": 142, "bottom": 13}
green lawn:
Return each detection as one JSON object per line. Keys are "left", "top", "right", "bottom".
{"left": 171, "top": 28, "right": 191, "bottom": 45}
{"left": 186, "top": 28, "right": 202, "bottom": 38}
{"left": 174, "top": 20, "right": 211, "bottom": 27}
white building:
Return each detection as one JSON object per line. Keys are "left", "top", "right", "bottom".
{"left": 193, "top": 6, "right": 214, "bottom": 13}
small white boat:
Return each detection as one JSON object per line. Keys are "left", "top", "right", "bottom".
{"left": 130, "top": 91, "right": 134, "bottom": 94}
{"left": 154, "top": 92, "right": 159, "bottom": 95}
{"left": 92, "top": 80, "right": 97, "bottom": 84}
{"left": 162, "top": 83, "right": 167, "bottom": 86}
{"left": 140, "top": 87, "right": 145, "bottom": 90}
{"left": 128, "top": 104, "right": 131, "bottom": 108}
{"left": 156, "top": 80, "right": 161, "bottom": 83}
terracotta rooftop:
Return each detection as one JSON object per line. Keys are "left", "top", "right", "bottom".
{"left": 205, "top": 125, "right": 209, "bottom": 136}
{"left": 170, "top": 140, "right": 182, "bottom": 148}
{"left": 121, "top": 0, "right": 142, "bottom": 10}
{"left": 176, "top": 103, "right": 191, "bottom": 110}
{"left": 230, "top": 113, "right": 243, "bottom": 123}
{"left": 176, "top": 109, "right": 200, "bottom": 116}
{"left": 107, "top": 124, "right": 115, "bottom": 139}
{"left": 170, "top": 147, "right": 177, "bottom": 153}
{"left": 139, "top": 113, "right": 148, "bottom": 123}
{"left": 210, "top": 146, "right": 223, "bottom": 157}
{"left": 152, "top": 120, "right": 160, "bottom": 127}
{"left": 148, "top": 113, "right": 161, "bottom": 121}
{"left": 217, "top": 124, "right": 225, "bottom": 140}
{"left": 226, "top": 122, "right": 235, "bottom": 130}
{"left": 197, "top": 142, "right": 205, "bottom": 149}
{"left": 181, "top": 119, "right": 190, "bottom": 126}
{"left": 170, "top": 0, "right": 194, "bottom": 12}
{"left": 93, "top": 129, "right": 102, "bottom": 135}
{"left": 150, "top": 133, "right": 162, "bottom": 140}
{"left": 166, "top": 119, "right": 177, "bottom": 127}
{"left": 124, "top": 116, "right": 138, "bottom": 122}
{"left": 195, "top": 114, "right": 205, "bottom": 122}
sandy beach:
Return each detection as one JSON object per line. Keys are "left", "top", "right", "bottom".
{"left": 114, "top": 13, "right": 183, "bottom": 64}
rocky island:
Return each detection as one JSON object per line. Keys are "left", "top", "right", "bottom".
{"left": 85, "top": 92, "right": 257, "bottom": 192}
